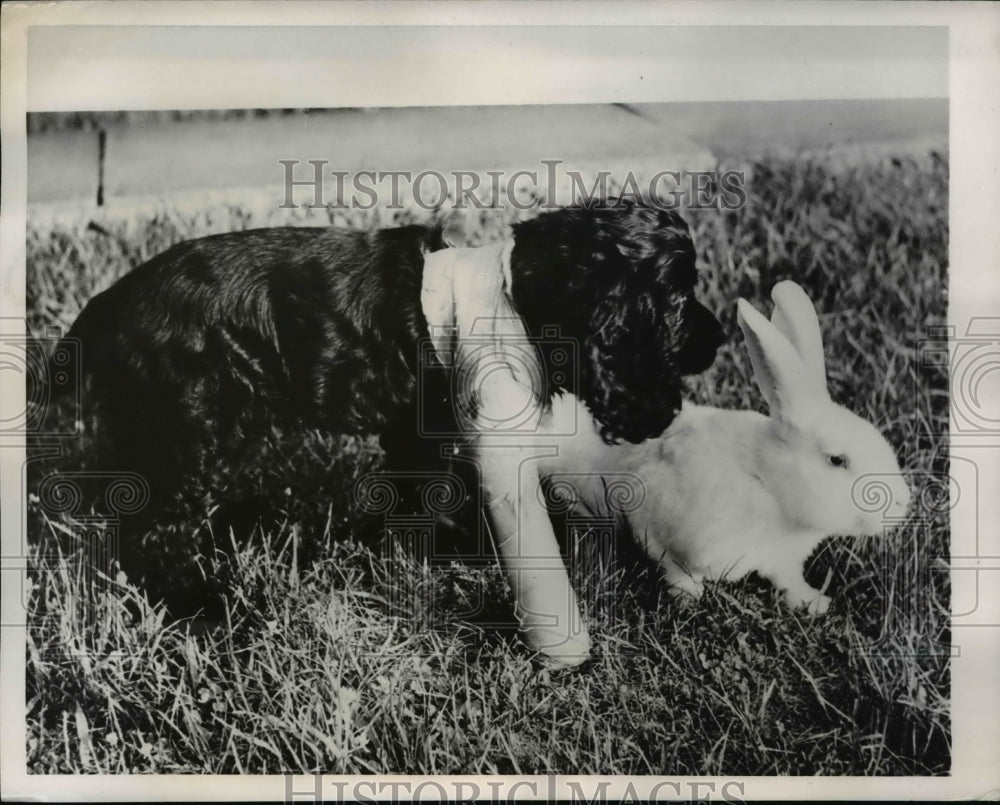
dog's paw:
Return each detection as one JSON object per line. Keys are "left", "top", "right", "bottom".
{"left": 527, "top": 627, "right": 592, "bottom": 668}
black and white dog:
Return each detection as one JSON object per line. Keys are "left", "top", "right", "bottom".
{"left": 45, "top": 199, "right": 723, "bottom": 663}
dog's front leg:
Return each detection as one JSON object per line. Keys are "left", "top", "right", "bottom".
{"left": 478, "top": 442, "right": 592, "bottom": 666}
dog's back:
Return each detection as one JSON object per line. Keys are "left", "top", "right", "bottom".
{"left": 63, "top": 226, "right": 438, "bottom": 406}
{"left": 45, "top": 223, "right": 444, "bottom": 510}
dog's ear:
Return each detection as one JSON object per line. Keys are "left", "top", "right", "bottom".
{"left": 582, "top": 204, "right": 722, "bottom": 444}
{"left": 585, "top": 276, "right": 685, "bottom": 445}
{"left": 508, "top": 201, "right": 722, "bottom": 444}
{"left": 674, "top": 299, "right": 725, "bottom": 375}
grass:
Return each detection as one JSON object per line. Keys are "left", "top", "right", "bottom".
{"left": 24, "top": 150, "right": 949, "bottom": 775}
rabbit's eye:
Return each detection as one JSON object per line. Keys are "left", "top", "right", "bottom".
{"left": 826, "top": 453, "right": 850, "bottom": 469}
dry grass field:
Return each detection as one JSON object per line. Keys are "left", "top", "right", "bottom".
{"left": 24, "top": 149, "right": 949, "bottom": 775}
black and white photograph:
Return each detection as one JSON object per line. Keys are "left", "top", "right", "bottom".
{"left": 2, "top": 2, "right": 998, "bottom": 801}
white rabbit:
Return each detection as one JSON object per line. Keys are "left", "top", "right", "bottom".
{"left": 536, "top": 280, "right": 911, "bottom": 614}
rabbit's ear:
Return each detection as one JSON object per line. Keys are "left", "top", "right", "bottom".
{"left": 737, "top": 298, "right": 823, "bottom": 421}
{"left": 769, "top": 281, "right": 829, "bottom": 398}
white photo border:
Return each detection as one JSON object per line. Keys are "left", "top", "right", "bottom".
{"left": 2, "top": 1, "right": 998, "bottom": 801}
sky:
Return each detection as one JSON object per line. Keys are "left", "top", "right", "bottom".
{"left": 26, "top": 24, "right": 948, "bottom": 111}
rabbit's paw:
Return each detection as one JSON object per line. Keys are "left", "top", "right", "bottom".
{"left": 804, "top": 593, "right": 832, "bottom": 616}
{"left": 784, "top": 587, "right": 831, "bottom": 616}
{"left": 665, "top": 572, "right": 705, "bottom": 606}
{"left": 668, "top": 589, "right": 699, "bottom": 610}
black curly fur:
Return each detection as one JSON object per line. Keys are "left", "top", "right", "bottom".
{"left": 48, "top": 201, "right": 722, "bottom": 523}
{"left": 510, "top": 200, "right": 723, "bottom": 443}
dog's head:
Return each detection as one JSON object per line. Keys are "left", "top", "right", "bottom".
{"left": 510, "top": 199, "right": 724, "bottom": 444}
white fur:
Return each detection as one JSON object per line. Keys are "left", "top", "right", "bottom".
{"left": 421, "top": 259, "right": 907, "bottom": 659}
{"left": 421, "top": 244, "right": 591, "bottom": 665}
{"left": 537, "top": 282, "right": 912, "bottom": 614}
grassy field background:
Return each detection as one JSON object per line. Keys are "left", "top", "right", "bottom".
{"left": 25, "top": 149, "right": 949, "bottom": 775}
